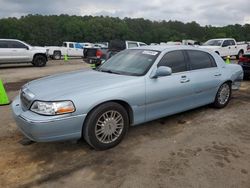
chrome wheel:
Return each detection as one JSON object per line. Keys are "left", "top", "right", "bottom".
{"left": 218, "top": 83, "right": 230, "bottom": 105}
{"left": 95, "top": 110, "right": 124, "bottom": 144}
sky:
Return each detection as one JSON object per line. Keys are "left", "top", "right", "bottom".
{"left": 0, "top": 0, "right": 249, "bottom": 26}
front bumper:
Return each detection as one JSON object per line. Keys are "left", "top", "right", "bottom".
{"left": 11, "top": 97, "right": 86, "bottom": 142}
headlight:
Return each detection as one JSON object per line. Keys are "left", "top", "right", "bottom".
{"left": 30, "top": 101, "right": 75, "bottom": 115}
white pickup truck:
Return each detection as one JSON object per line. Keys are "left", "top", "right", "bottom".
{"left": 0, "top": 39, "right": 48, "bottom": 67}
{"left": 46, "top": 42, "right": 84, "bottom": 60}
{"left": 200, "top": 38, "right": 248, "bottom": 58}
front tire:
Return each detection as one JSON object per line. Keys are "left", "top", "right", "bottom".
{"left": 83, "top": 102, "right": 129, "bottom": 150}
{"left": 213, "top": 82, "right": 231, "bottom": 108}
{"left": 33, "top": 55, "right": 47, "bottom": 67}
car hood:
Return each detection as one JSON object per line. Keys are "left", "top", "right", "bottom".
{"left": 31, "top": 46, "right": 47, "bottom": 51}
{"left": 23, "top": 70, "right": 138, "bottom": 100}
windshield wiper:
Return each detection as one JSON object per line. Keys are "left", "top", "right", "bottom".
{"left": 98, "top": 69, "right": 121, "bottom": 75}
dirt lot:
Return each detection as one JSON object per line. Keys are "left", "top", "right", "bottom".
{"left": 0, "top": 59, "right": 250, "bottom": 188}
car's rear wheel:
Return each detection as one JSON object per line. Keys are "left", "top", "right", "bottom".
{"left": 83, "top": 102, "right": 129, "bottom": 150}
{"left": 33, "top": 55, "right": 47, "bottom": 67}
{"left": 213, "top": 82, "right": 231, "bottom": 108}
{"left": 53, "top": 51, "right": 61, "bottom": 60}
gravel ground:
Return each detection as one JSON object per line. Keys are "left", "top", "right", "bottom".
{"left": 0, "top": 59, "right": 250, "bottom": 188}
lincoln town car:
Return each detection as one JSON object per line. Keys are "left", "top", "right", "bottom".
{"left": 12, "top": 46, "right": 243, "bottom": 150}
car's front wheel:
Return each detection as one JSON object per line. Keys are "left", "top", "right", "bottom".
{"left": 33, "top": 55, "right": 47, "bottom": 67}
{"left": 213, "top": 82, "right": 231, "bottom": 108}
{"left": 83, "top": 102, "right": 129, "bottom": 150}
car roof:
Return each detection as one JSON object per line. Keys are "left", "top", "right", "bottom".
{"left": 208, "top": 38, "right": 235, "bottom": 41}
{"left": 131, "top": 45, "right": 199, "bottom": 52}
{"left": 0, "top": 39, "right": 20, "bottom": 41}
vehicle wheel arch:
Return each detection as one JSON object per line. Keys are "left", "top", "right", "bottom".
{"left": 53, "top": 50, "right": 62, "bottom": 60}
{"left": 215, "top": 51, "right": 220, "bottom": 55}
{"left": 237, "top": 49, "right": 244, "bottom": 59}
{"left": 33, "top": 53, "right": 47, "bottom": 61}
{"left": 83, "top": 100, "right": 134, "bottom": 128}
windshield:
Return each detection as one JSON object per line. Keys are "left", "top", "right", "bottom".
{"left": 203, "top": 40, "right": 223, "bottom": 46}
{"left": 98, "top": 49, "right": 160, "bottom": 76}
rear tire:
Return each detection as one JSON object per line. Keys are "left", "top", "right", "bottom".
{"left": 83, "top": 102, "right": 129, "bottom": 150}
{"left": 213, "top": 82, "right": 231, "bottom": 108}
{"left": 32, "top": 55, "right": 47, "bottom": 67}
{"left": 53, "top": 51, "right": 61, "bottom": 60}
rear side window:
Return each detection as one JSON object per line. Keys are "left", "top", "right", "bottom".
{"left": 127, "top": 42, "right": 138, "bottom": 48}
{"left": 69, "top": 43, "right": 74, "bottom": 48}
{"left": 158, "top": 50, "right": 187, "bottom": 73}
{"left": 229, "top": 40, "right": 236, "bottom": 45}
{"left": 0, "top": 41, "right": 8, "bottom": 48}
{"left": 187, "top": 50, "right": 217, "bottom": 70}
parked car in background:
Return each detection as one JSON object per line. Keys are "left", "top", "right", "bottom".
{"left": 46, "top": 42, "right": 84, "bottom": 60}
{"left": 200, "top": 38, "right": 248, "bottom": 58}
{"left": 80, "top": 42, "right": 94, "bottom": 49}
{"left": 12, "top": 46, "right": 243, "bottom": 150}
{"left": 93, "top": 42, "right": 109, "bottom": 48}
{"left": 0, "top": 39, "right": 48, "bottom": 67}
{"left": 238, "top": 51, "right": 250, "bottom": 79}
{"left": 83, "top": 40, "right": 147, "bottom": 66}
{"left": 150, "top": 43, "right": 159, "bottom": 45}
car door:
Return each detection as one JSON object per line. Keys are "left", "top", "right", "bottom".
{"left": 67, "top": 43, "right": 77, "bottom": 56}
{"left": 0, "top": 40, "right": 10, "bottom": 63}
{"left": 145, "top": 50, "right": 196, "bottom": 121}
{"left": 221, "top": 40, "right": 231, "bottom": 56}
{"left": 185, "top": 50, "right": 221, "bottom": 106}
{"left": 229, "top": 40, "right": 238, "bottom": 56}
{"left": 8, "top": 41, "right": 30, "bottom": 62}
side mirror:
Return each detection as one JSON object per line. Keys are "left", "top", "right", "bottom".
{"left": 25, "top": 46, "right": 29, "bottom": 50}
{"left": 150, "top": 66, "right": 172, "bottom": 79}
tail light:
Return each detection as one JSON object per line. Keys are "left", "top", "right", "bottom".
{"left": 239, "top": 56, "right": 250, "bottom": 63}
{"left": 96, "top": 50, "right": 103, "bottom": 59}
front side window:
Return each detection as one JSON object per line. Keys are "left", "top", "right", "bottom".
{"left": 157, "top": 50, "right": 187, "bottom": 73}
{"left": 203, "top": 40, "right": 223, "bottom": 46}
{"left": 222, "top": 40, "right": 231, "bottom": 47}
{"left": 187, "top": 50, "right": 217, "bottom": 70}
{"left": 98, "top": 49, "right": 160, "bottom": 76}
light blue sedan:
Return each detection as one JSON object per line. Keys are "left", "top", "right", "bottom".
{"left": 12, "top": 46, "right": 243, "bottom": 150}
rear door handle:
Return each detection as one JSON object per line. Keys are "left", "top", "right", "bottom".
{"left": 214, "top": 73, "right": 221, "bottom": 77}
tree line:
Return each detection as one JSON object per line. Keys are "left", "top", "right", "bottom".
{"left": 0, "top": 14, "right": 249, "bottom": 46}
